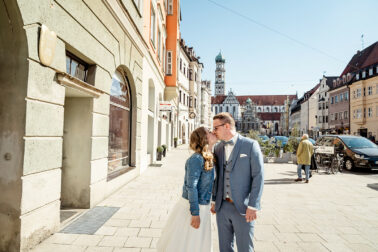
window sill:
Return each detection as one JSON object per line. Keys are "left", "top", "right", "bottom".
{"left": 57, "top": 72, "right": 105, "bottom": 98}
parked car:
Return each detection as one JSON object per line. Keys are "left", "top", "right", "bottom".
{"left": 258, "top": 135, "right": 269, "bottom": 143}
{"left": 295, "top": 137, "right": 315, "bottom": 145}
{"left": 270, "top": 136, "right": 289, "bottom": 147}
{"left": 314, "top": 135, "right": 378, "bottom": 171}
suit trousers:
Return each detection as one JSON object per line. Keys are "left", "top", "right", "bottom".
{"left": 216, "top": 200, "right": 254, "bottom": 252}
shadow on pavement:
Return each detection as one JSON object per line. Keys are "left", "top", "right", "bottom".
{"left": 264, "top": 178, "right": 300, "bottom": 185}
{"left": 367, "top": 183, "right": 378, "bottom": 191}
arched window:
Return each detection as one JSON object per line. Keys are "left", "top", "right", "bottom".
{"left": 220, "top": 106, "right": 223, "bottom": 112}
{"left": 108, "top": 70, "right": 132, "bottom": 177}
{"left": 226, "top": 106, "right": 229, "bottom": 112}
{"left": 215, "top": 106, "right": 218, "bottom": 114}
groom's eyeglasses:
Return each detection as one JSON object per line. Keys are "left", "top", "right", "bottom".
{"left": 213, "top": 123, "right": 225, "bottom": 131}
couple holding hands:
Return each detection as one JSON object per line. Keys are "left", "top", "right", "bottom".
{"left": 157, "top": 112, "right": 264, "bottom": 252}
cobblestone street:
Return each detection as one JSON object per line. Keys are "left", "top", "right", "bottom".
{"left": 33, "top": 145, "right": 378, "bottom": 252}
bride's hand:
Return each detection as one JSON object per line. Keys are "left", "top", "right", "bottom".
{"left": 191, "top": 216, "right": 200, "bottom": 229}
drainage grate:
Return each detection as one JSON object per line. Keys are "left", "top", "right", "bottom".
{"left": 60, "top": 206, "right": 119, "bottom": 234}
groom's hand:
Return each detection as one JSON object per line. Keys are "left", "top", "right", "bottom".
{"left": 191, "top": 216, "right": 200, "bottom": 229}
{"left": 210, "top": 203, "right": 216, "bottom": 214}
{"left": 245, "top": 208, "right": 257, "bottom": 222}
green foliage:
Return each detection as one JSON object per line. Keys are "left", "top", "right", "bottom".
{"left": 174, "top": 137, "right": 178, "bottom": 141}
{"left": 157, "top": 146, "right": 164, "bottom": 153}
{"left": 285, "top": 137, "right": 300, "bottom": 153}
{"left": 275, "top": 147, "right": 280, "bottom": 157}
{"left": 260, "top": 141, "right": 277, "bottom": 157}
{"left": 162, "top": 144, "right": 167, "bottom": 150}
{"left": 290, "top": 123, "right": 300, "bottom": 137}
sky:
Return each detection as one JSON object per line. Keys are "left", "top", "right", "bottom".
{"left": 180, "top": 0, "right": 378, "bottom": 97}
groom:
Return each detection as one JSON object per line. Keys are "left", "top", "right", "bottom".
{"left": 211, "top": 112, "right": 264, "bottom": 252}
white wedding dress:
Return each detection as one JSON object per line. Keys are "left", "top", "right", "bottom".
{"left": 156, "top": 197, "right": 213, "bottom": 252}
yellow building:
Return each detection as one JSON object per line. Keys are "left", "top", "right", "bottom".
{"left": 347, "top": 42, "right": 378, "bottom": 138}
{"left": 350, "top": 74, "right": 378, "bottom": 138}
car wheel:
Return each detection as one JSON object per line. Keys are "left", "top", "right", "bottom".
{"left": 344, "top": 158, "right": 354, "bottom": 171}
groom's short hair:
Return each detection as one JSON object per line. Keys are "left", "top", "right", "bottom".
{"left": 213, "top": 112, "right": 235, "bottom": 130}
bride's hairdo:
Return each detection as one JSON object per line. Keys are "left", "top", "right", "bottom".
{"left": 189, "top": 126, "right": 214, "bottom": 171}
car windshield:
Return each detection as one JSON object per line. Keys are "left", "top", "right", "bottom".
{"left": 341, "top": 137, "right": 378, "bottom": 149}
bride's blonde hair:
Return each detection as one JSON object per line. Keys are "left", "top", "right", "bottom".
{"left": 189, "top": 127, "right": 214, "bottom": 171}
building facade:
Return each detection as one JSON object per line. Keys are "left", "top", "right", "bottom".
{"left": 316, "top": 76, "right": 338, "bottom": 135}
{"left": 0, "top": 0, "right": 210, "bottom": 251}
{"left": 328, "top": 78, "right": 350, "bottom": 134}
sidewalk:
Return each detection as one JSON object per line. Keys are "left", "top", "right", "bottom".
{"left": 32, "top": 145, "right": 378, "bottom": 252}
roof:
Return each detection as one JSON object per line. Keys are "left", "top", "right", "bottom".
{"left": 212, "top": 94, "right": 297, "bottom": 105}
{"left": 215, "top": 51, "right": 225, "bottom": 63}
{"left": 258, "top": 112, "right": 281, "bottom": 121}
{"left": 325, "top": 76, "right": 338, "bottom": 89}
{"left": 341, "top": 41, "right": 378, "bottom": 76}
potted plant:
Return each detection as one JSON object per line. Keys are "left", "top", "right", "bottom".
{"left": 174, "top": 137, "right": 178, "bottom": 148}
{"left": 162, "top": 144, "right": 167, "bottom": 157}
{"left": 156, "top": 146, "right": 164, "bottom": 161}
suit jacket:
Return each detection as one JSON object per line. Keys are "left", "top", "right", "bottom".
{"left": 212, "top": 134, "right": 264, "bottom": 215}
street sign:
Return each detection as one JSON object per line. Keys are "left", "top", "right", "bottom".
{"left": 159, "top": 101, "right": 172, "bottom": 111}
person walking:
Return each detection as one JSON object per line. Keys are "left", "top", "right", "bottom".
{"left": 211, "top": 112, "right": 264, "bottom": 252}
{"left": 157, "top": 126, "right": 217, "bottom": 252}
{"left": 295, "top": 134, "right": 314, "bottom": 183}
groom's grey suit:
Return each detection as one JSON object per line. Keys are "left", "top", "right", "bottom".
{"left": 213, "top": 134, "right": 264, "bottom": 252}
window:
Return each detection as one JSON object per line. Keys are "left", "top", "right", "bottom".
{"left": 189, "top": 69, "right": 193, "bottom": 81}
{"left": 335, "top": 95, "right": 338, "bottom": 103}
{"left": 326, "top": 102, "right": 328, "bottom": 109}
{"left": 157, "top": 28, "right": 161, "bottom": 61}
{"left": 220, "top": 106, "right": 223, "bottom": 112}
{"left": 166, "top": 51, "right": 172, "bottom": 75}
{"left": 335, "top": 113, "right": 338, "bottom": 120}
{"left": 362, "top": 71, "right": 366, "bottom": 78}
{"left": 325, "top": 116, "right": 328, "bottom": 123}
{"left": 108, "top": 71, "right": 132, "bottom": 178}
{"left": 180, "top": 58, "right": 182, "bottom": 71}
{"left": 66, "top": 52, "right": 89, "bottom": 82}
{"left": 345, "top": 92, "right": 348, "bottom": 100}
{"left": 344, "top": 111, "right": 348, "bottom": 119}
{"left": 319, "top": 103, "right": 322, "bottom": 110}
{"left": 226, "top": 106, "right": 229, "bottom": 112}
{"left": 179, "top": 90, "right": 181, "bottom": 103}
{"left": 364, "top": 108, "right": 366, "bottom": 118}
{"left": 331, "top": 97, "right": 334, "bottom": 104}
{"left": 368, "top": 107, "right": 373, "bottom": 117}
{"left": 363, "top": 87, "right": 366, "bottom": 96}
{"left": 150, "top": 7, "right": 156, "bottom": 46}
{"left": 340, "top": 93, "right": 343, "bottom": 101}
{"left": 356, "top": 73, "right": 360, "bottom": 80}
{"left": 357, "top": 108, "right": 362, "bottom": 118}
{"left": 183, "top": 93, "right": 186, "bottom": 105}
{"left": 162, "top": 43, "right": 166, "bottom": 72}
{"left": 368, "top": 86, "right": 372, "bottom": 95}
{"left": 167, "top": 0, "right": 173, "bottom": 15}
{"left": 369, "top": 68, "right": 373, "bottom": 76}
{"left": 356, "top": 88, "right": 361, "bottom": 98}
{"left": 339, "top": 112, "right": 343, "bottom": 120}
{"left": 215, "top": 106, "right": 218, "bottom": 114}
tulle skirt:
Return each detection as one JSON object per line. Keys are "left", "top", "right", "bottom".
{"left": 156, "top": 197, "right": 212, "bottom": 252}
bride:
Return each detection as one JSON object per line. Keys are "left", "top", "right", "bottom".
{"left": 157, "top": 126, "right": 217, "bottom": 252}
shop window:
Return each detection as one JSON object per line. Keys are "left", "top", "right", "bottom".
{"left": 66, "top": 52, "right": 89, "bottom": 82}
{"left": 108, "top": 71, "right": 132, "bottom": 178}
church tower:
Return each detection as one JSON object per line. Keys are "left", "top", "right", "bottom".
{"left": 214, "top": 51, "right": 226, "bottom": 95}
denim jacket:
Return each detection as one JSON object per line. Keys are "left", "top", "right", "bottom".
{"left": 182, "top": 153, "right": 215, "bottom": 216}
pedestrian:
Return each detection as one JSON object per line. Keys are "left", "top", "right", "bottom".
{"left": 211, "top": 112, "right": 264, "bottom": 252}
{"left": 295, "top": 134, "right": 314, "bottom": 183}
{"left": 156, "top": 126, "right": 217, "bottom": 252}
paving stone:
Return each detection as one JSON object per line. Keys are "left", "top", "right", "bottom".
{"left": 31, "top": 243, "right": 87, "bottom": 252}
{"left": 347, "top": 243, "right": 377, "bottom": 252}
{"left": 95, "top": 226, "right": 117, "bottom": 236}
{"left": 297, "top": 242, "right": 329, "bottom": 252}
{"left": 98, "top": 236, "right": 126, "bottom": 247}
{"left": 275, "top": 233, "right": 301, "bottom": 242}
{"left": 129, "top": 220, "right": 152, "bottom": 228}
{"left": 73, "top": 235, "right": 103, "bottom": 246}
{"left": 322, "top": 242, "right": 353, "bottom": 252}
{"left": 297, "top": 233, "right": 324, "bottom": 242}
{"left": 273, "top": 242, "right": 304, "bottom": 252}
{"left": 105, "top": 219, "right": 131, "bottom": 227}
{"left": 115, "top": 227, "right": 140, "bottom": 237}
{"left": 113, "top": 248, "right": 141, "bottom": 252}
{"left": 124, "top": 237, "right": 152, "bottom": 248}
{"left": 44, "top": 233, "right": 79, "bottom": 244}
{"left": 340, "top": 234, "right": 371, "bottom": 244}
{"left": 85, "top": 246, "right": 115, "bottom": 252}
{"left": 254, "top": 241, "right": 279, "bottom": 251}
{"left": 138, "top": 228, "right": 162, "bottom": 238}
